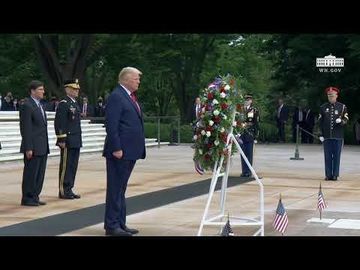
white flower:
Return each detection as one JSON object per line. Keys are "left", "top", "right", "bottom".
{"left": 201, "top": 130, "right": 206, "bottom": 136}
{"left": 222, "top": 115, "right": 227, "bottom": 120}
{"left": 212, "top": 99, "right": 219, "bottom": 105}
{"left": 233, "top": 121, "right": 237, "bottom": 127}
{"left": 209, "top": 120, "right": 214, "bottom": 126}
{"left": 202, "top": 107, "right": 205, "bottom": 113}
{"left": 213, "top": 110, "right": 220, "bottom": 116}
{"left": 214, "top": 140, "right": 219, "bottom": 146}
{"left": 199, "top": 149, "right": 203, "bottom": 155}
{"left": 224, "top": 85, "right": 230, "bottom": 91}
{"left": 220, "top": 127, "right": 225, "bottom": 133}
{"left": 206, "top": 131, "right": 211, "bottom": 137}
{"left": 220, "top": 92, "right": 226, "bottom": 98}
{"left": 193, "top": 135, "right": 198, "bottom": 140}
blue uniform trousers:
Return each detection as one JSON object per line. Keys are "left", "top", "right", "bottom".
{"left": 323, "top": 139, "right": 343, "bottom": 178}
{"left": 240, "top": 141, "right": 254, "bottom": 176}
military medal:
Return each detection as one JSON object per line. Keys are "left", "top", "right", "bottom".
{"left": 70, "top": 106, "right": 76, "bottom": 120}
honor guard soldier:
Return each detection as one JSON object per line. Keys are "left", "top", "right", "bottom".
{"left": 319, "top": 86, "right": 349, "bottom": 181}
{"left": 55, "top": 79, "right": 82, "bottom": 199}
{"left": 239, "top": 94, "right": 260, "bottom": 178}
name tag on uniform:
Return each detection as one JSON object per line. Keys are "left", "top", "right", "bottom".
{"left": 248, "top": 111, "right": 254, "bottom": 118}
{"left": 335, "top": 110, "right": 338, "bottom": 115}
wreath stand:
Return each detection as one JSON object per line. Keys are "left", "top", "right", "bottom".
{"left": 197, "top": 111, "right": 264, "bottom": 236}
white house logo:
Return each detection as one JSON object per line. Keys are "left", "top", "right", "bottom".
{"left": 316, "top": 54, "right": 344, "bottom": 73}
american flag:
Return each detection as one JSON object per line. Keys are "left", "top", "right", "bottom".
{"left": 273, "top": 198, "right": 289, "bottom": 234}
{"left": 318, "top": 184, "right": 327, "bottom": 210}
{"left": 220, "top": 217, "right": 234, "bottom": 236}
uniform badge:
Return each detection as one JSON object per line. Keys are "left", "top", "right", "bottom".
{"left": 335, "top": 110, "right": 338, "bottom": 115}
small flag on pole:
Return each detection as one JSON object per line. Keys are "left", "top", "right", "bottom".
{"left": 194, "top": 160, "right": 204, "bottom": 175}
{"left": 273, "top": 195, "right": 289, "bottom": 235}
{"left": 317, "top": 183, "right": 327, "bottom": 219}
{"left": 220, "top": 214, "right": 234, "bottom": 236}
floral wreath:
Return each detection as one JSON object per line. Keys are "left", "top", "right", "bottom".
{"left": 193, "top": 75, "right": 244, "bottom": 174}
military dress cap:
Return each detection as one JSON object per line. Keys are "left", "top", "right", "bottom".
{"left": 64, "top": 79, "right": 80, "bottom": 89}
{"left": 244, "top": 94, "right": 253, "bottom": 99}
{"left": 325, "top": 86, "right": 339, "bottom": 94}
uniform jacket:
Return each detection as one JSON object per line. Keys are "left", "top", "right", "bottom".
{"left": 241, "top": 105, "right": 260, "bottom": 143}
{"left": 319, "top": 101, "right": 348, "bottom": 139}
{"left": 54, "top": 96, "right": 82, "bottom": 148}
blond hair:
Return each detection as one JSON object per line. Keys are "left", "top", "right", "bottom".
{"left": 118, "top": 67, "right": 142, "bottom": 83}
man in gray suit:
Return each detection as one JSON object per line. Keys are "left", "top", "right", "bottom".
{"left": 19, "top": 80, "right": 49, "bottom": 206}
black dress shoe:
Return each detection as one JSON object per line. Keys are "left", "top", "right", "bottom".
{"left": 325, "top": 177, "right": 331, "bottom": 181}
{"left": 38, "top": 201, "right": 47, "bottom": 205}
{"left": 332, "top": 176, "right": 338, "bottom": 181}
{"left": 70, "top": 193, "right": 81, "bottom": 199}
{"left": 105, "top": 228, "right": 132, "bottom": 236}
{"left": 21, "top": 201, "right": 39, "bottom": 206}
{"left": 122, "top": 226, "right": 139, "bottom": 235}
{"left": 59, "top": 193, "right": 75, "bottom": 199}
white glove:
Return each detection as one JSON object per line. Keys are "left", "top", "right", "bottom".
{"left": 335, "top": 118, "right": 342, "bottom": 124}
{"left": 319, "top": 136, "right": 324, "bottom": 142}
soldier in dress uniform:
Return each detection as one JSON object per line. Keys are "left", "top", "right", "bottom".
{"left": 319, "top": 86, "right": 349, "bottom": 181}
{"left": 54, "top": 79, "right": 82, "bottom": 199}
{"left": 239, "top": 94, "right": 260, "bottom": 178}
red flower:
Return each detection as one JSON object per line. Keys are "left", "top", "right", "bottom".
{"left": 206, "top": 126, "right": 213, "bottom": 132}
{"left": 205, "top": 104, "right": 211, "bottom": 111}
{"left": 204, "top": 154, "right": 211, "bottom": 160}
{"left": 221, "top": 103, "right": 228, "bottom": 110}
{"left": 207, "top": 93, "right": 214, "bottom": 100}
{"left": 213, "top": 116, "right": 221, "bottom": 123}
{"left": 207, "top": 142, "right": 213, "bottom": 148}
{"left": 236, "top": 104, "right": 242, "bottom": 111}
{"left": 220, "top": 87, "right": 226, "bottom": 93}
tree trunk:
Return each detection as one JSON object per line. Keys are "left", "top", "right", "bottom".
{"left": 34, "top": 34, "right": 93, "bottom": 98}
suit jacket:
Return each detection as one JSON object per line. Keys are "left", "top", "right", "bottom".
{"left": 304, "top": 109, "right": 315, "bottom": 129}
{"left": 102, "top": 85, "right": 146, "bottom": 160}
{"left": 276, "top": 104, "right": 289, "bottom": 123}
{"left": 292, "top": 107, "right": 305, "bottom": 126}
{"left": 19, "top": 97, "right": 49, "bottom": 156}
{"left": 54, "top": 96, "right": 82, "bottom": 148}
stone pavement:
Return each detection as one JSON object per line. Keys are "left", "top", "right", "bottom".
{"left": 0, "top": 143, "right": 359, "bottom": 236}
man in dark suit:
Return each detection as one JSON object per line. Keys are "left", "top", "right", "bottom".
{"left": 80, "top": 96, "right": 95, "bottom": 118}
{"left": 303, "top": 107, "right": 316, "bottom": 143}
{"left": 19, "top": 80, "right": 49, "bottom": 206}
{"left": 276, "top": 98, "right": 289, "bottom": 142}
{"left": 292, "top": 104, "right": 306, "bottom": 143}
{"left": 54, "top": 79, "right": 82, "bottom": 199}
{"left": 103, "top": 67, "right": 146, "bottom": 236}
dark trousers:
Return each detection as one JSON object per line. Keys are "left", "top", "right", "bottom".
{"left": 240, "top": 141, "right": 254, "bottom": 176}
{"left": 104, "top": 157, "right": 136, "bottom": 230}
{"left": 22, "top": 154, "right": 47, "bottom": 203}
{"left": 323, "top": 139, "right": 343, "bottom": 178}
{"left": 59, "top": 147, "right": 80, "bottom": 196}
{"left": 277, "top": 121, "right": 285, "bottom": 142}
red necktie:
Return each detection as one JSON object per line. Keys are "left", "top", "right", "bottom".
{"left": 130, "top": 92, "right": 141, "bottom": 113}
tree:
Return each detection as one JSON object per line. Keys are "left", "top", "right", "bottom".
{"left": 33, "top": 34, "right": 94, "bottom": 98}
